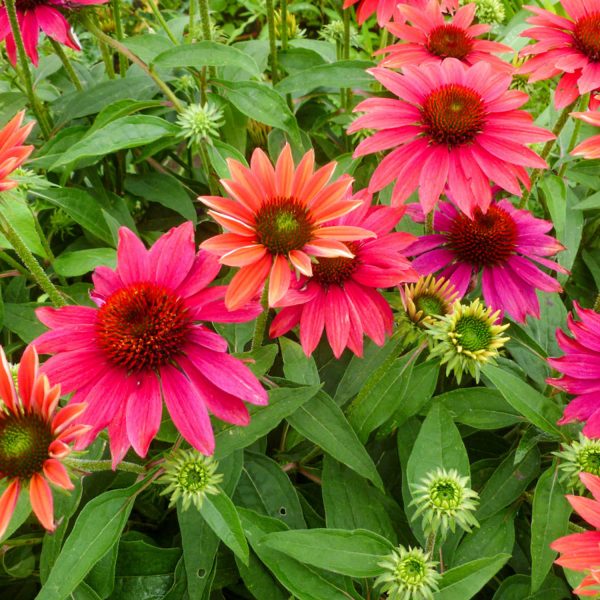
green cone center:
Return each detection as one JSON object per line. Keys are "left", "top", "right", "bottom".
{"left": 178, "top": 461, "right": 209, "bottom": 492}
{"left": 430, "top": 480, "right": 461, "bottom": 509}
{"left": 397, "top": 556, "right": 427, "bottom": 586}
{"left": 454, "top": 315, "right": 492, "bottom": 352}
{"left": 415, "top": 294, "right": 445, "bottom": 318}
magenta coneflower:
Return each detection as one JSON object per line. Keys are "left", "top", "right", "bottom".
{"left": 348, "top": 59, "right": 553, "bottom": 216}
{"left": 377, "top": 2, "right": 512, "bottom": 72}
{"left": 571, "top": 110, "right": 600, "bottom": 159}
{"left": 269, "top": 192, "right": 418, "bottom": 358}
{"left": 34, "top": 223, "right": 268, "bottom": 467}
{"left": 0, "top": 0, "right": 107, "bottom": 67}
{"left": 548, "top": 303, "right": 600, "bottom": 438}
{"left": 406, "top": 199, "right": 566, "bottom": 322}
{"left": 519, "top": 0, "right": 600, "bottom": 109}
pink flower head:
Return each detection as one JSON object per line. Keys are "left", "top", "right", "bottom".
{"left": 571, "top": 110, "right": 600, "bottom": 159}
{"left": 519, "top": 0, "right": 600, "bottom": 109}
{"left": 548, "top": 303, "right": 600, "bottom": 438}
{"left": 0, "top": 345, "right": 88, "bottom": 538}
{"left": 406, "top": 199, "right": 566, "bottom": 323}
{"left": 551, "top": 472, "right": 600, "bottom": 596}
{"left": 34, "top": 223, "right": 268, "bottom": 467}
{"left": 269, "top": 191, "right": 418, "bottom": 358}
{"left": 199, "top": 144, "right": 376, "bottom": 310}
{"left": 0, "top": 0, "right": 108, "bottom": 67}
{"left": 0, "top": 111, "right": 34, "bottom": 192}
{"left": 377, "top": 1, "right": 512, "bottom": 72}
{"left": 348, "top": 59, "right": 554, "bottom": 216}
{"left": 344, "top": 0, "right": 458, "bottom": 25}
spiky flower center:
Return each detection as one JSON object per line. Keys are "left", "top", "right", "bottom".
{"left": 178, "top": 460, "right": 209, "bottom": 492}
{"left": 454, "top": 315, "right": 492, "bottom": 352}
{"left": 447, "top": 204, "right": 517, "bottom": 267}
{"left": 426, "top": 25, "right": 474, "bottom": 60}
{"left": 429, "top": 479, "right": 462, "bottom": 510}
{"left": 96, "top": 282, "right": 192, "bottom": 373}
{"left": 421, "top": 84, "right": 486, "bottom": 147}
{"left": 0, "top": 414, "right": 52, "bottom": 479}
{"left": 579, "top": 446, "right": 600, "bottom": 475}
{"left": 312, "top": 242, "right": 358, "bottom": 286}
{"left": 415, "top": 294, "right": 445, "bottom": 318}
{"left": 255, "top": 197, "right": 314, "bottom": 255}
{"left": 396, "top": 556, "right": 427, "bottom": 586}
{"left": 574, "top": 13, "right": 600, "bottom": 62}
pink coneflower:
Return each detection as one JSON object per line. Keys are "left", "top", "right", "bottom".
{"left": 348, "top": 59, "right": 553, "bottom": 216}
{"left": 377, "top": 2, "right": 512, "bottom": 72}
{"left": 269, "top": 192, "right": 418, "bottom": 358}
{"left": 34, "top": 223, "right": 268, "bottom": 467}
{"left": 343, "top": 0, "right": 403, "bottom": 26}
{"left": 199, "top": 144, "right": 375, "bottom": 310}
{"left": 406, "top": 199, "right": 566, "bottom": 323}
{"left": 518, "top": 1, "right": 600, "bottom": 109}
{"left": 0, "top": 111, "right": 33, "bottom": 191}
{"left": 551, "top": 472, "right": 600, "bottom": 596}
{"left": 570, "top": 110, "right": 600, "bottom": 158}
{"left": 0, "top": 345, "right": 88, "bottom": 538}
{"left": 548, "top": 303, "right": 600, "bottom": 438}
{"left": 0, "top": 0, "right": 107, "bottom": 67}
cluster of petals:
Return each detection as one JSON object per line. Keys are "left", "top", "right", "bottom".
{"left": 0, "top": 111, "right": 33, "bottom": 192}
{"left": 34, "top": 223, "right": 268, "bottom": 467}
{"left": 269, "top": 192, "right": 418, "bottom": 358}
{"left": 570, "top": 110, "right": 600, "bottom": 158}
{"left": 519, "top": 0, "right": 600, "bottom": 109}
{"left": 551, "top": 472, "right": 600, "bottom": 596}
{"left": 406, "top": 199, "right": 566, "bottom": 322}
{"left": 0, "top": 345, "right": 87, "bottom": 538}
{"left": 349, "top": 59, "right": 554, "bottom": 216}
{"left": 548, "top": 303, "right": 600, "bottom": 438}
{"left": 199, "top": 145, "right": 375, "bottom": 310}
{"left": 0, "top": 0, "right": 108, "bottom": 66}
{"left": 377, "top": 2, "right": 512, "bottom": 72}
{"left": 343, "top": 0, "right": 458, "bottom": 25}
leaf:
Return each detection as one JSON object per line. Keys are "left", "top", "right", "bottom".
{"left": 153, "top": 41, "right": 260, "bottom": 76}
{"left": 287, "top": 390, "right": 384, "bottom": 489}
{"left": 482, "top": 365, "right": 563, "bottom": 438}
{"left": 4, "top": 303, "right": 49, "bottom": 343}
{"left": 54, "top": 248, "right": 116, "bottom": 277}
{"left": 233, "top": 344, "right": 279, "bottom": 377}
{"left": 0, "top": 194, "right": 46, "bottom": 257}
{"left": 530, "top": 466, "right": 572, "bottom": 593}
{"left": 36, "top": 483, "right": 142, "bottom": 600}
{"left": 262, "top": 528, "right": 394, "bottom": 577}
{"left": 122, "top": 34, "right": 173, "bottom": 64}
{"left": 280, "top": 338, "right": 320, "bottom": 385}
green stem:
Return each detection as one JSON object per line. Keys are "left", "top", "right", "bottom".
{"left": 426, "top": 211, "right": 434, "bottom": 234}
{"left": 281, "top": 0, "right": 288, "bottom": 50}
{"left": 28, "top": 205, "right": 67, "bottom": 286}
{"left": 0, "top": 214, "right": 66, "bottom": 307}
{"left": 65, "top": 458, "right": 146, "bottom": 474}
{"left": 557, "top": 92, "right": 590, "bottom": 179}
{"left": 198, "top": 0, "right": 214, "bottom": 93}
{"left": 49, "top": 40, "right": 83, "bottom": 91}
{"left": 197, "top": 143, "right": 218, "bottom": 194}
{"left": 99, "top": 40, "right": 116, "bottom": 79}
{"left": 265, "top": 0, "right": 280, "bottom": 84}
{"left": 111, "top": 0, "right": 127, "bottom": 77}
{"left": 251, "top": 287, "right": 270, "bottom": 350}
{"left": 0, "top": 249, "right": 30, "bottom": 278}
{"left": 593, "top": 292, "right": 600, "bottom": 313}
{"left": 5, "top": 0, "right": 52, "bottom": 138}
{"left": 342, "top": 6, "right": 351, "bottom": 112}
{"left": 188, "top": 0, "right": 196, "bottom": 42}
{"left": 426, "top": 532, "right": 437, "bottom": 556}
{"left": 146, "top": 0, "right": 179, "bottom": 45}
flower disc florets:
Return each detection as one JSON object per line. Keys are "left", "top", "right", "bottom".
{"left": 177, "top": 102, "right": 224, "bottom": 146}
{"left": 375, "top": 546, "right": 441, "bottom": 600}
{"left": 411, "top": 468, "right": 479, "bottom": 537}
{"left": 401, "top": 275, "right": 460, "bottom": 328}
{"left": 159, "top": 449, "right": 223, "bottom": 511}
{"left": 556, "top": 434, "right": 600, "bottom": 491}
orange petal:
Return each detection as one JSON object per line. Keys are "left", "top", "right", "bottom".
{"left": 207, "top": 210, "right": 255, "bottom": 236}
{"left": 41, "top": 384, "right": 61, "bottom": 420}
{"left": 225, "top": 159, "right": 265, "bottom": 211}
{"left": 201, "top": 233, "right": 257, "bottom": 255}
{"left": 304, "top": 239, "right": 354, "bottom": 258}
{"left": 18, "top": 345, "right": 38, "bottom": 409}
{"left": 49, "top": 439, "right": 71, "bottom": 458}
{"left": 29, "top": 473, "right": 55, "bottom": 532}
{"left": 250, "top": 148, "right": 276, "bottom": 198}
{"left": 289, "top": 250, "right": 313, "bottom": 277}
{"left": 581, "top": 472, "right": 600, "bottom": 502}
{"left": 0, "top": 480, "right": 21, "bottom": 539}
{"left": 0, "top": 346, "right": 17, "bottom": 412}
{"left": 307, "top": 175, "right": 353, "bottom": 213}
{"left": 221, "top": 244, "right": 268, "bottom": 268}
{"left": 52, "top": 403, "right": 87, "bottom": 435}
{"left": 568, "top": 495, "right": 600, "bottom": 529}
{"left": 198, "top": 195, "right": 254, "bottom": 224}
{"left": 299, "top": 161, "right": 337, "bottom": 205}
{"left": 225, "top": 256, "right": 272, "bottom": 311}
{"left": 275, "top": 143, "right": 294, "bottom": 197}
{"left": 268, "top": 254, "right": 292, "bottom": 307}
{"left": 313, "top": 225, "right": 377, "bottom": 241}
{"left": 43, "top": 459, "right": 74, "bottom": 490}
{"left": 291, "top": 150, "right": 315, "bottom": 199}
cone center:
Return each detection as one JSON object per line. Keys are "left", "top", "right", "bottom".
{"left": 454, "top": 315, "right": 492, "bottom": 352}
{"left": 574, "top": 14, "right": 600, "bottom": 62}
{"left": 426, "top": 25, "right": 474, "bottom": 60}
{"left": 312, "top": 243, "right": 358, "bottom": 286}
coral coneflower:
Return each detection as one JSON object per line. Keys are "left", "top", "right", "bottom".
{"left": 548, "top": 303, "right": 600, "bottom": 439}
{"left": 519, "top": 1, "right": 600, "bottom": 109}
{"left": 0, "top": 345, "right": 87, "bottom": 538}
{"left": 406, "top": 199, "right": 566, "bottom": 323}
{"left": 34, "top": 223, "right": 268, "bottom": 467}
{"left": 551, "top": 473, "right": 600, "bottom": 596}
{"left": 269, "top": 193, "right": 418, "bottom": 358}
{"left": 348, "top": 59, "right": 554, "bottom": 215}
{"left": 343, "top": 0, "right": 403, "bottom": 26}
{"left": 199, "top": 145, "right": 375, "bottom": 310}
{"left": 0, "top": 0, "right": 107, "bottom": 67}
{"left": 0, "top": 111, "right": 33, "bottom": 192}
{"left": 570, "top": 110, "right": 600, "bottom": 159}
{"left": 377, "top": 2, "right": 512, "bottom": 72}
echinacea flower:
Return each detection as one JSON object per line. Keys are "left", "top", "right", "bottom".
{"left": 377, "top": 2, "right": 512, "bottom": 72}
{"left": 518, "top": 0, "right": 600, "bottom": 109}
{"left": 348, "top": 59, "right": 554, "bottom": 215}
{"left": 0, "top": 345, "right": 87, "bottom": 538}
{"left": 400, "top": 274, "right": 460, "bottom": 327}
{"left": 268, "top": 193, "right": 418, "bottom": 358}
{"left": 199, "top": 145, "right": 375, "bottom": 310}
{"left": 570, "top": 110, "right": 600, "bottom": 159}
{"left": 0, "top": 111, "right": 34, "bottom": 192}
{"left": 551, "top": 472, "right": 600, "bottom": 596}
{"left": 343, "top": 0, "right": 403, "bottom": 26}
{"left": 0, "top": 0, "right": 108, "bottom": 67}
{"left": 34, "top": 223, "right": 268, "bottom": 467}
{"left": 406, "top": 199, "right": 566, "bottom": 323}
{"left": 548, "top": 303, "right": 600, "bottom": 438}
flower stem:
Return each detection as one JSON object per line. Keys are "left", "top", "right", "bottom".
{"left": 426, "top": 532, "right": 437, "bottom": 556}
{"left": 146, "top": 0, "right": 179, "bottom": 45}
{"left": 49, "top": 40, "right": 84, "bottom": 91}
{"left": 111, "top": 0, "right": 127, "bottom": 77}
{"left": 197, "top": 0, "right": 214, "bottom": 94}
{"left": 5, "top": 0, "right": 52, "bottom": 138}
{"left": 188, "top": 0, "right": 196, "bottom": 42}
{"left": 0, "top": 213, "right": 66, "bottom": 307}
{"left": 557, "top": 92, "right": 590, "bottom": 179}
{"left": 197, "top": 142, "right": 218, "bottom": 195}
{"left": 265, "top": 0, "right": 280, "bottom": 84}
{"left": 342, "top": 6, "right": 351, "bottom": 112}
{"left": 594, "top": 292, "right": 600, "bottom": 313}
{"left": 251, "top": 286, "right": 270, "bottom": 350}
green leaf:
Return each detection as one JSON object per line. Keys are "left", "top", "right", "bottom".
{"left": 36, "top": 483, "right": 142, "bottom": 600}
{"left": 0, "top": 194, "right": 46, "bottom": 257}
{"left": 153, "top": 41, "right": 260, "bottom": 76}
{"left": 233, "top": 344, "right": 278, "bottom": 378}
{"left": 54, "top": 248, "right": 116, "bottom": 277}
{"left": 199, "top": 492, "right": 249, "bottom": 565}
{"left": 262, "top": 528, "right": 394, "bottom": 577}
{"left": 482, "top": 365, "right": 563, "bottom": 438}
{"left": 235, "top": 552, "right": 289, "bottom": 600}
{"left": 4, "top": 303, "right": 48, "bottom": 343}
{"left": 88, "top": 99, "right": 165, "bottom": 134}
{"left": 122, "top": 34, "right": 173, "bottom": 64}
{"left": 280, "top": 338, "right": 320, "bottom": 385}
{"left": 530, "top": 466, "right": 572, "bottom": 593}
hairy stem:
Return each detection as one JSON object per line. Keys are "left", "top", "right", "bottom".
{"left": 146, "top": 0, "right": 179, "bottom": 45}
{"left": 251, "top": 287, "right": 270, "bottom": 350}
{"left": 49, "top": 40, "right": 84, "bottom": 91}
{"left": 111, "top": 0, "right": 127, "bottom": 77}
{"left": 265, "top": 0, "right": 280, "bottom": 84}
